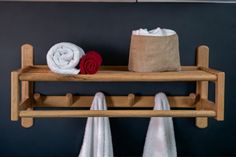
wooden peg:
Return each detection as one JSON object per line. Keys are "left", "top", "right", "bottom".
{"left": 66, "top": 93, "right": 73, "bottom": 106}
{"left": 128, "top": 93, "right": 135, "bottom": 107}
{"left": 34, "top": 93, "right": 42, "bottom": 104}
{"left": 189, "top": 93, "right": 196, "bottom": 99}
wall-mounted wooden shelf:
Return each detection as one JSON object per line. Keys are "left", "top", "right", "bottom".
{"left": 19, "top": 65, "right": 217, "bottom": 82}
{"left": 11, "top": 44, "right": 225, "bottom": 129}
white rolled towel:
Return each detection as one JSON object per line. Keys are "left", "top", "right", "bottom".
{"left": 143, "top": 92, "right": 177, "bottom": 157}
{"left": 46, "top": 42, "right": 85, "bottom": 75}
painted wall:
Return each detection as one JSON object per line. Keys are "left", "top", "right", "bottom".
{"left": 0, "top": 2, "right": 235, "bottom": 157}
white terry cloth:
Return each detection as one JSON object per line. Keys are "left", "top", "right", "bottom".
{"left": 46, "top": 42, "right": 85, "bottom": 75}
{"left": 143, "top": 92, "right": 177, "bottom": 157}
{"left": 78, "top": 92, "right": 114, "bottom": 157}
{"left": 132, "top": 27, "right": 176, "bottom": 36}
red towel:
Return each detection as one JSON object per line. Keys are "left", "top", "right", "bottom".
{"left": 79, "top": 51, "right": 102, "bottom": 74}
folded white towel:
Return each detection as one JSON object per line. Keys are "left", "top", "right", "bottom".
{"left": 46, "top": 42, "right": 85, "bottom": 75}
{"left": 133, "top": 27, "right": 176, "bottom": 36}
{"left": 143, "top": 93, "right": 177, "bottom": 157}
{"left": 78, "top": 92, "right": 114, "bottom": 157}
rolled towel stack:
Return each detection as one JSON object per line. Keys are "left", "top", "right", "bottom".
{"left": 46, "top": 42, "right": 85, "bottom": 75}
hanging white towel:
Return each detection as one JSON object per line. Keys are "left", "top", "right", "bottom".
{"left": 132, "top": 27, "right": 176, "bottom": 36}
{"left": 143, "top": 92, "right": 177, "bottom": 157}
{"left": 78, "top": 92, "right": 114, "bottom": 157}
{"left": 46, "top": 42, "right": 85, "bottom": 75}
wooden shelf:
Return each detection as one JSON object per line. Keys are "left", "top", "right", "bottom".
{"left": 11, "top": 44, "right": 225, "bottom": 129}
{"left": 17, "top": 65, "right": 217, "bottom": 82}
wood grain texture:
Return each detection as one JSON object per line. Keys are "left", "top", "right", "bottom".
{"left": 215, "top": 72, "right": 225, "bottom": 120}
{"left": 10, "top": 44, "right": 225, "bottom": 128}
{"left": 18, "top": 65, "right": 217, "bottom": 82}
{"left": 33, "top": 95, "right": 197, "bottom": 108}
{"left": 196, "top": 45, "right": 209, "bottom": 128}
{"left": 11, "top": 71, "right": 19, "bottom": 121}
{"left": 19, "top": 110, "right": 216, "bottom": 118}
{"left": 21, "top": 44, "right": 34, "bottom": 128}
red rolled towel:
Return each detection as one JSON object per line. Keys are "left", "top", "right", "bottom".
{"left": 79, "top": 51, "right": 102, "bottom": 74}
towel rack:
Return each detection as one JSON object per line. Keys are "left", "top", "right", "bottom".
{"left": 11, "top": 44, "right": 225, "bottom": 128}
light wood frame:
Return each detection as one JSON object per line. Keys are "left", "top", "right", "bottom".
{"left": 11, "top": 44, "right": 225, "bottom": 128}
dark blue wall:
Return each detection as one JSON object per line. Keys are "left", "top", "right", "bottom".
{"left": 0, "top": 2, "right": 235, "bottom": 157}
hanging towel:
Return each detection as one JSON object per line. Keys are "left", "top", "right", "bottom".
{"left": 143, "top": 93, "right": 177, "bottom": 157}
{"left": 47, "top": 42, "right": 85, "bottom": 75}
{"left": 78, "top": 92, "right": 114, "bottom": 157}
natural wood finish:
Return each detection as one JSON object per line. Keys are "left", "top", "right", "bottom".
{"left": 34, "top": 93, "right": 42, "bottom": 104}
{"left": 66, "top": 93, "right": 73, "bottom": 106}
{"left": 199, "top": 99, "right": 215, "bottom": 111}
{"left": 127, "top": 94, "right": 135, "bottom": 106}
{"left": 11, "top": 71, "right": 19, "bottom": 121}
{"left": 196, "top": 45, "right": 209, "bottom": 128}
{"left": 33, "top": 94, "right": 197, "bottom": 108}
{"left": 19, "top": 110, "right": 216, "bottom": 118}
{"left": 21, "top": 44, "right": 34, "bottom": 128}
{"left": 200, "top": 67, "right": 223, "bottom": 75}
{"left": 18, "top": 65, "right": 217, "bottom": 82}
{"left": 215, "top": 72, "right": 225, "bottom": 120}
{"left": 19, "top": 98, "right": 33, "bottom": 111}
{"left": 10, "top": 44, "right": 225, "bottom": 128}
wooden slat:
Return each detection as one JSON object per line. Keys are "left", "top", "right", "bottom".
{"left": 11, "top": 71, "right": 19, "bottom": 121}
{"left": 19, "top": 65, "right": 217, "bottom": 82}
{"left": 19, "top": 110, "right": 216, "bottom": 118}
{"left": 215, "top": 72, "right": 225, "bottom": 120}
{"left": 33, "top": 95, "right": 197, "bottom": 108}
{"left": 196, "top": 45, "right": 209, "bottom": 128}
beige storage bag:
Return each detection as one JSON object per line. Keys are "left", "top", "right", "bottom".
{"left": 128, "top": 33, "right": 181, "bottom": 72}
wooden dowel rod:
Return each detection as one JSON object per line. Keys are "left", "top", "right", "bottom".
{"left": 20, "top": 110, "right": 216, "bottom": 118}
